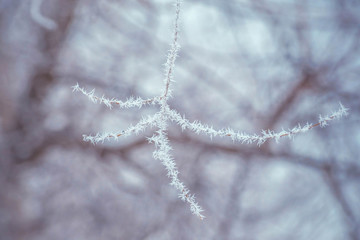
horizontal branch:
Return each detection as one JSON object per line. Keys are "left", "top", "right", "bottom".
{"left": 72, "top": 83, "right": 161, "bottom": 109}
{"left": 83, "top": 114, "right": 160, "bottom": 144}
{"left": 167, "top": 103, "right": 349, "bottom": 146}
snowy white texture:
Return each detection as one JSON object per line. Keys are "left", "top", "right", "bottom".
{"left": 82, "top": 114, "right": 161, "bottom": 144}
{"left": 71, "top": 83, "right": 160, "bottom": 109}
{"left": 167, "top": 103, "right": 349, "bottom": 146}
{"left": 319, "top": 102, "right": 349, "bottom": 128}
{"left": 148, "top": 122, "right": 204, "bottom": 219}
{"left": 162, "top": 0, "right": 181, "bottom": 100}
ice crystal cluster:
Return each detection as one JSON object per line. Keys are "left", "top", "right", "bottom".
{"left": 72, "top": 0, "right": 349, "bottom": 219}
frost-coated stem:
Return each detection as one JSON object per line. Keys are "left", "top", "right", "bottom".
{"left": 162, "top": 0, "right": 181, "bottom": 99}
{"left": 167, "top": 103, "right": 349, "bottom": 146}
{"left": 83, "top": 114, "right": 160, "bottom": 144}
{"left": 150, "top": 0, "right": 204, "bottom": 219}
{"left": 72, "top": 83, "right": 160, "bottom": 109}
{"left": 148, "top": 117, "right": 204, "bottom": 219}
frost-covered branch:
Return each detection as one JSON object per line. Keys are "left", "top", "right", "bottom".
{"left": 146, "top": 0, "right": 204, "bottom": 219}
{"left": 83, "top": 114, "right": 160, "bottom": 144}
{"left": 72, "top": 0, "right": 206, "bottom": 220}
{"left": 318, "top": 103, "right": 349, "bottom": 127}
{"left": 167, "top": 103, "right": 349, "bottom": 146}
{"left": 72, "top": 0, "right": 349, "bottom": 220}
{"left": 162, "top": 0, "right": 181, "bottom": 99}
{"left": 148, "top": 118, "right": 204, "bottom": 219}
{"left": 72, "top": 83, "right": 160, "bottom": 109}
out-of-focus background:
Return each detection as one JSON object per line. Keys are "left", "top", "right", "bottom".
{"left": 0, "top": 0, "right": 359, "bottom": 239}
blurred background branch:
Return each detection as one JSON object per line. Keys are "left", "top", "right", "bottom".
{"left": 0, "top": 0, "right": 359, "bottom": 239}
